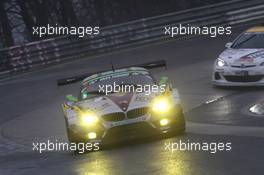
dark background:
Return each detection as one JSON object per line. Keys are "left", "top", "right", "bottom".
{"left": 0, "top": 0, "right": 229, "bottom": 48}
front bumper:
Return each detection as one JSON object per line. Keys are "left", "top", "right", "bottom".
{"left": 102, "top": 113, "right": 185, "bottom": 144}
{"left": 212, "top": 66, "right": 264, "bottom": 86}
{"left": 68, "top": 108, "right": 185, "bottom": 144}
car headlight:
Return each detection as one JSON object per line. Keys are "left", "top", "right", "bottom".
{"left": 216, "top": 58, "right": 228, "bottom": 67}
{"left": 260, "top": 62, "right": 264, "bottom": 66}
{"left": 151, "top": 96, "right": 172, "bottom": 113}
{"left": 80, "top": 111, "right": 99, "bottom": 126}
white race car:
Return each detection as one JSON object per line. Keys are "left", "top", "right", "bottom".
{"left": 57, "top": 60, "right": 185, "bottom": 147}
{"left": 212, "top": 26, "right": 264, "bottom": 86}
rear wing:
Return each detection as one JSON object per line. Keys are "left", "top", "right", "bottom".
{"left": 57, "top": 59, "right": 167, "bottom": 86}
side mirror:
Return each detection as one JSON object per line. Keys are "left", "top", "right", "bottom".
{"left": 66, "top": 94, "right": 78, "bottom": 102}
{"left": 225, "top": 42, "right": 232, "bottom": 48}
{"left": 159, "top": 76, "right": 169, "bottom": 85}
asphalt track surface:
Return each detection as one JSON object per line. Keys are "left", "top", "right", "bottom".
{"left": 1, "top": 24, "right": 264, "bottom": 175}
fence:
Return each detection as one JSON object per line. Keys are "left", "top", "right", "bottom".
{"left": 1, "top": 0, "right": 264, "bottom": 79}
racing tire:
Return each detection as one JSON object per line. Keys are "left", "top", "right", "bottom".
{"left": 64, "top": 115, "right": 84, "bottom": 143}
{"left": 170, "top": 111, "right": 186, "bottom": 135}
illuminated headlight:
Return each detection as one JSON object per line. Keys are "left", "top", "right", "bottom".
{"left": 216, "top": 58, "right": 227, "bottom": 67}
{"left": 80, "top": 112, "right": 99, "bottom": 126}
{"left": 160, "top": 119, "right": 169, "bottom": 126}
{"left": 87, "top": 132, "right": 97, "bottom": 139}
{"left": 152, "top": 97, "right": 172, "bottom": 113}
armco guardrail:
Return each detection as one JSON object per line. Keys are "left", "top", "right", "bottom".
{"left": 1, "top": 0, "right": 264, "bottom": 78}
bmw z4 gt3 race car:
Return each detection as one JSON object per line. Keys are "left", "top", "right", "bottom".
{"left": 57, "top": 60, "right": 185, "bottom": 146}
{"left": 212, "top": 26, "right": 264, "bottom": 86}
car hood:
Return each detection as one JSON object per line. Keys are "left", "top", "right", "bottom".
{"left": 76, "top": 92, "right": 155, "bottom": 116}
{"left": 219, "top": 48, "right": 264, "bottom": 66}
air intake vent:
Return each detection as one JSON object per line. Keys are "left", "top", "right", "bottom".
{"left": 224, "top": 75, "right": 263, "bottom": 82}
{"left": 127, "top": 107, "right": 149, "bottom": 119}
{"left": 102, "top": 112, "right": 125, "bottom": 121}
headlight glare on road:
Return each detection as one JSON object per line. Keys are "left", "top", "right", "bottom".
{"left": 216, "top": 58, "right": 227, "bottom": 67}
{"left": 80, "top": 112, "right": 99, "bottom": 126}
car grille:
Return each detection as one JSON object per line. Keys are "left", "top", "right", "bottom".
{"left": 231, "top": 65, "right": 256, "bottom": 68}
{"left": 101, "top": 107, "right": 149, "bottom": 121}
{"left": 102, "top": 112, "right": 125, "bottom": 122}
{"left": 127, "top": 107, "right": 149, "bottom": 119}
{"left": 224, "top": 75, "right": 263, "bottom": 82}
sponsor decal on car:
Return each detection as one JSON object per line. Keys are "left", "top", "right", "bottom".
{"left": 236, "top": 56, "right": 254, "bottom": 63}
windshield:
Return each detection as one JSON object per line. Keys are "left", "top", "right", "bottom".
{"left": 232, "top": 33, "right": 264, "bottom": 49}
{"left": 79, "top": 74, "right": 155, "bottom": 100}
